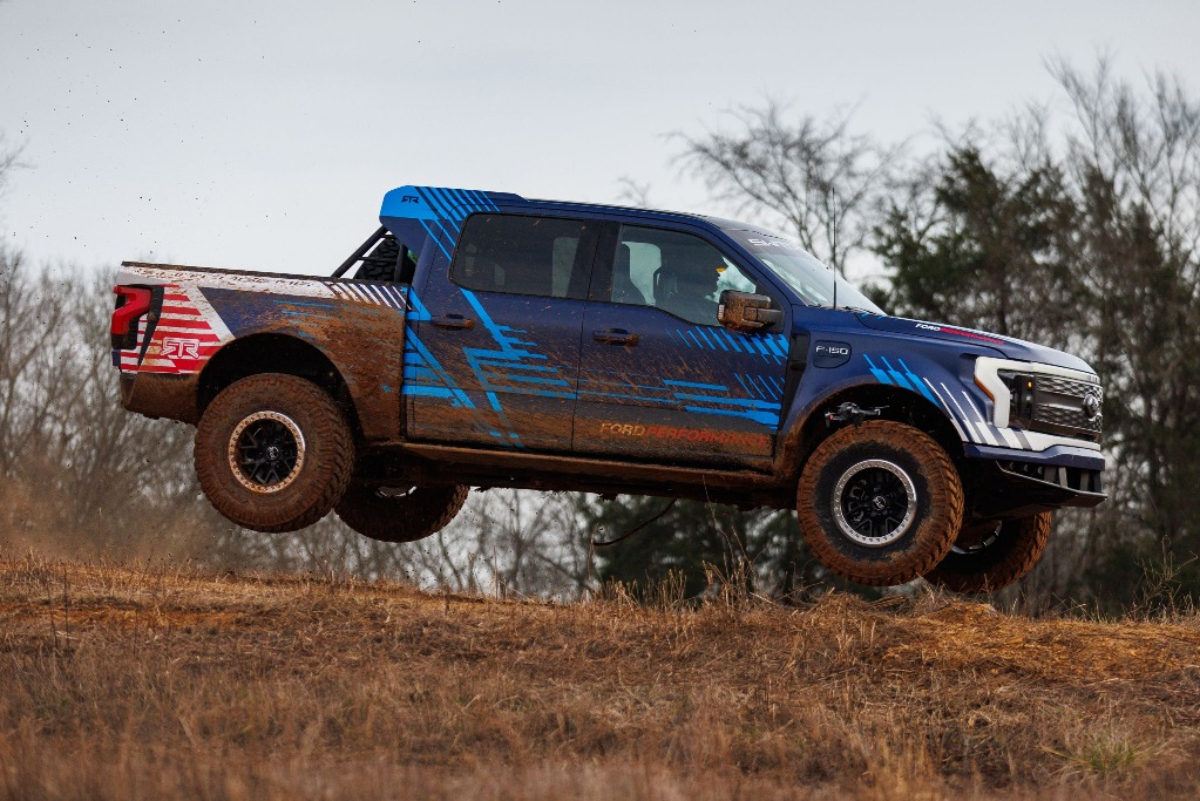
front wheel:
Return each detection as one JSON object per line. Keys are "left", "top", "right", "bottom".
{"left": 335, "top": 481, "right": 469, "bottom": 543}
{"left": 194, "top": 374, "right": 354, "bottom": 533}
{"left": 923, "top": 513, "right": 1052, "bottom": 593}
{"left": 797, "top": 420, "right": 964, "bottom": 587}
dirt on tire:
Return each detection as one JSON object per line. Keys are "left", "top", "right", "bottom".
{"left": 924, "top": 512, "right": 1052, "bottom": 593}
{"left": 194, "top": 373, "right": 354, "bottom": 533}
{"left": 335, "top": 482, "right": 469, "bottom": 543}
{"left": 797, "top": 420, "right": 963, "bottom": 587}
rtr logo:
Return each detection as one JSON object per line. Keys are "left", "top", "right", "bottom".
{"left": 400, "top": 195, "right": 421, "bottom": 204}
{"left": 161, "top": 337, "right": 200, "bottom": 360}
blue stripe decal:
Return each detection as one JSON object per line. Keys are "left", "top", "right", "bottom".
{"left": 419, "top": 187, "right": 453, "bottom": 223}
{"left": 431, "top": 188, "right": 464, "bottom": 226}
{"left": 879, "top": 356, "right": 914, "bottom": 391}
{"left": 898, "top": 358, "right": 939, "bottom": 403}
{"left": 683, "top": 406, "right": 780, "bottom": 426}
{"left": 672, "top": 393, "right": 780, "bottom": 410}
{"left": 418, "top": 219, "right": 453, "bottom": 261}
{"left": 494, "top": 374, "right": 571, "bottom": 387}
{"left": 416, "top": 186, "right": 448, "bottom": 221}
{"left": 578, "top": 391, "right": 675, "bottom": 404}
{"left": 695, "top": 327, "right": 717, "bottom": 349}
{"left": 664, "top": 379, "right": 728, "bottom": 391}
{"left": 864, "top": 355, "right": 893, "bottom": 385}
{"left": 403, "top": 385, "right": 458, "bottom": 398}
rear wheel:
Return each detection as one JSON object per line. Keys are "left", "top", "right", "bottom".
{"left": 923, "top": 512, "right": 1052, "bottom": 593}
{"left": 797, "top": 420, "right": 963, "bottom": 587}
{"left": 335, "top": 481, "right": 469, "bottom": 543}
{"left": 194, "top": 374, "right": 354, "bottom": 533}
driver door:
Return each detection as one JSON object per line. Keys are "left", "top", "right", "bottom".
{"left": 574, "top": 224, "right": 790, "bottom": 467}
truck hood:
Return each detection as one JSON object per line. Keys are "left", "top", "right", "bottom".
{"left": 856, "top": 314, "right": 1095, "bottom": 374}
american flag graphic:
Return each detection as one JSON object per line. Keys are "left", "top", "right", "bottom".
{"left": 119, "top": 284, "right": 231, "bottom": 375}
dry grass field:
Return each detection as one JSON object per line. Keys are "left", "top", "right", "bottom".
{"left": 1, "top": 555, "right": 1199, "bottom": 800}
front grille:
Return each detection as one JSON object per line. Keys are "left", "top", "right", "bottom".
{"left": 1029, "top": 375, "right": 1102, "bottom": 440}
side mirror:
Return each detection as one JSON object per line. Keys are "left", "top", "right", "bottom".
{"left": 718, "top": 290, "right": 782, "bottom": 332}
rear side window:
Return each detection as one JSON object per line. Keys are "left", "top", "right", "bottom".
{"left": 451, "top": 214, "right": 594, "bottom": 299}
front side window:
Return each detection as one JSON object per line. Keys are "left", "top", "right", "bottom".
{"left": 606, "top": 226, "right": 764, "bottom": 326}
{"left": 451, "top": 214, "right": 593, "bottom": 299}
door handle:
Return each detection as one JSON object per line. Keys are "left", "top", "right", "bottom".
{"left": 593, "top": 329, "right": 638, "bottom": 345}
{"left": 430, "top": 315, "right": 475, "bottom": 330}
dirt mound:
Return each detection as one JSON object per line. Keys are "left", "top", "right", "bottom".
{"left": 2, "top": 555, "right": 1199, "bottom": 799}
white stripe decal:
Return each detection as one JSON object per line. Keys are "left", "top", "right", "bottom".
{"left": 364, "top": 284, "right": 392, "bottom": 307}
{"left": 382, "top": 285, "right": 406, "bottom": 309}
{"left": 942, "top": 383, "right": 985, "bottom": 444}
{"left": 960, "top": 391, "right": 999, "bottom": 446}
{"left": 997, "top": 427, "right": 1022, "bottom": 449}
{"left": 184, "top": 286, "right": 233, "bottom": 341}
{"left": 925, "top": 379, "right": 970, "bottom": 442}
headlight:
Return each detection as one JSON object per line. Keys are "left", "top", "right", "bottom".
{"left": 975, "top": 358, "right": 1102, "bottom": 441}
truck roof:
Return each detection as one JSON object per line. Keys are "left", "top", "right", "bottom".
{"left": 377, "top": 185, "right": 763, "bottom": 261}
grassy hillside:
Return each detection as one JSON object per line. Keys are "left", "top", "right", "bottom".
{"left": 1, "top": 555, "right": 1198, "bottom": 799}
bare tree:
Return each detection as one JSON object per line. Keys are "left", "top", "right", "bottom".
{"left": 1047, "top": 56, "right": 1200, "bottom": 600}
{"left": 615, "top": 176, "right": 654, "bottom": 209}
{"left": 0, "top": 258, "right": 207, "bottom": 559}
{"left": 676, "top": 102, "right": 900, "bottom": 274}
{"left": 0, "top": 132, "right": 22, "bottom": 200}
{"left": 395, "top": 490, "right": 592, "bottom": 599}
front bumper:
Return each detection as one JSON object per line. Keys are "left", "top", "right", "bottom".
{"left": 963, "top": 443, "right": 1106, "bottom": 519}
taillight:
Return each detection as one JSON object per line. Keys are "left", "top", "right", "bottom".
{"left": 112, "top": 286, "right": 152, "bottom": 349}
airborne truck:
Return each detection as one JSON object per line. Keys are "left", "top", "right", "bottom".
{"left": 112, "top": 186, "right": 1106, "bottom": 591}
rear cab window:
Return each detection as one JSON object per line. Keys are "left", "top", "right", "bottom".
{"left": 451, "top": 214, "right": 596, "bottom": 299}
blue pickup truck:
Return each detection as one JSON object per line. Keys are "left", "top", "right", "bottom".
{"left": 112, "top": 185, "right": 1106, "bottom": 591}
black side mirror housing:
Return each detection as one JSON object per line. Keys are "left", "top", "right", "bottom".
{"left": 718, "top": 290, "right": 783, "bottom": 332}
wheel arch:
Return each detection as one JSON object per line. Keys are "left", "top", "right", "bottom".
{"left": 778, "top": 382, "right": 966, "bottom": 486}
{"left": 198, "top": 334, "right": 364, "bottom": 438}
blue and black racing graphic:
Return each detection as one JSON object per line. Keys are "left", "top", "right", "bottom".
{"left": 862, "top": 354, "right": 1032, "bottom": 450}
{"left": 401, "top": 288, "right": 788, "bottom": 449}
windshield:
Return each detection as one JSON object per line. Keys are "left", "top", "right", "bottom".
{"left": 724, "top": 228, "right": 885, "bottom": 315}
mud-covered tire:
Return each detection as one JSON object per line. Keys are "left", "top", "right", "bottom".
{"left": 195, "top": 374, "right": 354, "bottom": 533}
{"left": 923, "top": 512, "right": 1052, "bottom": 593}
{"left": 335, "top": 482, "right": 469, "bottom": 543}
{"left": 797, "top": 420, "right": 963, "bottom": 587}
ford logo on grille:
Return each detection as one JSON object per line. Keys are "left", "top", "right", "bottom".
{"left": 1083, "top": 394, "right": 1102, "bottom": 422}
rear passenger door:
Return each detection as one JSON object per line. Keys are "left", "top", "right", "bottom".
{"left": 574, "top": 224, "right": 789, "bottom": 467}
{"left": 406, "top": 213, "right": 597, "bottom": 451}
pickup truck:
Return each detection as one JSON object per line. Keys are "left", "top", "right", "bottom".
{"left": 112, "top": 185, "right": 1106, "bottom": 592}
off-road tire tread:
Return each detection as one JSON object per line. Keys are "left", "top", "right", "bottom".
{"left": 195, "top": 374, "right": 354, "bottom": 533}
{"left": 336, "top": 482, "right": 469, "bottom": 543}
{"left": 797, "top": 421, "right": 964, "bottom": 587}
{"left": 924, "top": 512, "right": 1052, "bottom": 593}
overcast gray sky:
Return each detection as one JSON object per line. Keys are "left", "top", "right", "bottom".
{"left": 2, "top": 0, "right": 1199, "bottom": 276}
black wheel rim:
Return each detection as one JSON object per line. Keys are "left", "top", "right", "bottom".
{"left": 227, "top": 411, "right": 306, "bottom": 493}
{"left": 951, "top": 523, "right": 1003, "bottom": 555}
{"left": 238, "top": 420, "right": 297, "bottom": 485}
{"left": 833, "top": 459, "right": 917, "bottom": 547}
